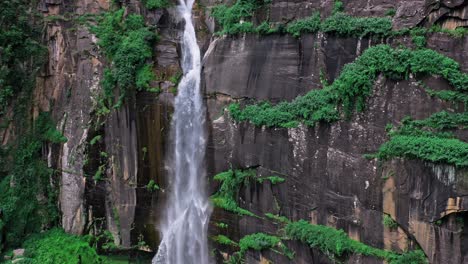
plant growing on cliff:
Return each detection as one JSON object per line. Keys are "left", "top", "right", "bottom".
{"left": 143, "top": 0, "right": 171, "bottom": 9}
{"left": 370, "top": 112, "right": 468, "bottom": 167}
{"left": 285, "top": 220, "right": 427, "bottom": 263}
{"left": 229, "top": 45, "right": 468, "bottom": 129}
{"left": 286, "top": 12, "right": 321, "bottom": 37}
{"left": 92, "top": 9, "right": 157, "bottom": 110}
{"left": 211, "top": 0, "right": 269, "bottom": 35}
{"left": 0, "top": 0, "right": 46, "bottom": 114}
{"left": 0, "top": 113, "right": 67, "bottom": 248}
{"left": 211, "top": 169, "right": 257, "bottom": 216}
{"left": 20, "top": 228, "right": 105, "bottom": 264}
{"left": 383, "top": 214, "right": 398, "bottom": 229}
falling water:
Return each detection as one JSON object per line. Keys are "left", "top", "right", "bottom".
{"left": 152, "top": 0, "right": 212, "bottom": 263}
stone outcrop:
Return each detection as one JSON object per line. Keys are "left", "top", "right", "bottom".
{"left": 26, "top": 0, "right": 468, "bottom": 263}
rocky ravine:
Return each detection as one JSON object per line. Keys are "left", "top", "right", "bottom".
{"left": 15, "top": 0, "right": 468, "bottom": 263}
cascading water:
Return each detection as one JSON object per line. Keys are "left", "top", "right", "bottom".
{"left": 152, "top": 0, "right": 212, "bottom": 263}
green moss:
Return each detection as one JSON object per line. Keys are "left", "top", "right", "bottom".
{"left": 211, "top": 169, "right": 257, "bottom": 217}
{"left": 21, "top": 228, "right": 104, "bottom": 264}
{"left": 285, "top": 220, "right": 427, "bottom": 263}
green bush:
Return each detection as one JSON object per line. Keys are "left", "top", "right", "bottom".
{"left": 21, "top": 229, "right": 104, "bottom": 264}
{"left": 286, "top": 12, "right": 321, "bottom": 37}
{"left": 321, "top": 12, "right": 392, "bottom": 37}
{"left": 0, "top": 0, "right": 45, "bottom": 114}
{"left": 285, "top": 220, "right": 427, "bottom": 263}
{"left": 91, "top": 9, "right": 157, "bottom": 110}
{"left": 211, "top": 0, "right": 264, "bottom": 35}
{"left": 371, "top": 111, "right": 468, "bottom": 167}
{"left": 383, "top": 214, "right": 398, "bottom": 229}
{"left": 211, "top": 169, "right": 257, "bottom": 216}
{"left": 0, "top": 113, "right": 66, "bottom": 248}
{"left": 229, "top": 45, "right": 468, "bottom": 128}
{"left": 143, "top": 0, "right": 171, "bottom": 9}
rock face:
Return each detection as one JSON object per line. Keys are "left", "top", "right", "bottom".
{"left": 26, "top": 0, "right": 468, "bottom": 263}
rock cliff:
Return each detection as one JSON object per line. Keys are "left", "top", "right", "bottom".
{"left": 0, "top": 0, "right": 467, "bottom": 263}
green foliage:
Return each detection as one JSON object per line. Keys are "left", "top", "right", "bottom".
{"left": 425, "top": 89, "right": 468, "bottom": 107}
{"left": 332, "top": 0, "right": 344, "bottom": 14}
{"left": 285, "top": 220, "right": 427, "bottom": 263}
{"left": 223, "top": 233, "right": 294, "bottom": 263}
{"left": 0, "top": 113, "right": 66, "bottom": 248}
{"left": 371, "top": 111, "right": 468, "bottom": 167}
{"left": 211, "top": 169, "right": 257, "bottom": 216}
{"left": 143, "top": 0, "right": 171, "bottom": 9}
{"left": 146, "top": 179, "right": 160, "bottom": 192}
{"left": 91, "top": 9, "right": 157, "bottom": 111}
{"left": 383, "top": 214, "right": 398, "bottom": 229}
{"left": 257, "top": 176, "right": 285, "bottom": 184}
{"left": 0, "top": 0, "right": 45, "bottom": 114}
{"left": 321, "top": 12, "right": 392, "bottom": 37}
{"left": 265, "top": 213, "right": 290, "bottom": 224}
{"left": 211, "top": 0, "right": 263, "bottom": 35}
{"left": 20, "top": 228, "right": 104, "bottom": 264}
{"left": 212, "top": 235, "right": 238, "bottom": 246}
{"left": 385, "top": 8, "right": 396, "bottom": 17}
{"left": 286, "top": 12, "right": 321, "bottom": 37}
{"left": 229, "top": 45, "right": 468, "bottom": 128}
{"left": 374, "top": 135, "right": 468, "bottom": 166}
{"left": 215, "top": 222, "right": 229, "bottom": 229}
{"left": 90, "top": 135, "right": 103, "bottom": 145}
{"left": 429, "top": 24, "right": 468, "bottom": 38}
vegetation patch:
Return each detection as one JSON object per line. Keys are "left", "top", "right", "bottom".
{"left": 91, "top": 9, "right": 157, "bottom": 112}
{"left": 383, "top": 214, "right": 398, "bottom": 229}
{"left": 143, "top": 0, "right": 171, "bottom": 9}
{"left": 0, "top": 0, "right": 45, "bottom": 114}
{"left": 213, "top": 233, "right": 294, "bottom": 264}
{"left": 285, "top": 220, "right": 427, "bottom": 263}
{"left": 17, "top": 228, "right": 104, "bottom": 264}
{"left": 0, "top": 113, "right": 67, "bottom": 249}
{"left": 211, "top": 169, "right": 257, "bottom": 217}
{"left": 229, "top": 45, "right": 467, "bottom": 129}
{"left": 369, "top": 112, "right": 468, "bottom": 167}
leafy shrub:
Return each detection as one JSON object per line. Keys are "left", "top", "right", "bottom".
{"left": 211, "top": 0, "right": 264, "bottom": 35}
{"left": 146, "top": 179, "right": 160, "bottom": 192}
{"left": 21, "top": 229, "right": 104, "bottom": 264}
{"left": 285, "top": 220, "right": 427, "bottom": 263}
{"left": 321, "top": 12, "right": 392, "bottom": 37}
{"left": 370, "top": 111, "right": 468, "bottom": 167}
{"left": 286, "top": 12, "right": 321, "bottom": 37}
{"left": 143, "top": 0, "right": 171, "bottom": 9}
{"left": 257, "top": 176, "right": 286, "bottom": 184}
{"left": 383, "top": 214, "right": 398, "bottom": 229}
{"left": 211, "top": 169, "right": 257, "bottom": 216}
{"left": 212, "top": 235, "right": 238, "bottom": 246}
{"left": 229, "top": 45, "right": 468, "bottom": 129}
{"left": 0, "top": 113, "right": 66, "bottom": 248}
{"left": 91, "top": 9, "right": 157, "bottom": 110}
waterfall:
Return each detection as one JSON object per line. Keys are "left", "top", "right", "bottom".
{"left": 153, "top": 0, "right": 212, "bottom": 263}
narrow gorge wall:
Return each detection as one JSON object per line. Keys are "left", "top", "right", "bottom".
{"left": 5, "top": 0, "right": 466, "bottom": 263}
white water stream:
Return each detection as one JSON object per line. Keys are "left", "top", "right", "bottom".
{"left": 152, "top": 0, "right": 212, "bottom": 263}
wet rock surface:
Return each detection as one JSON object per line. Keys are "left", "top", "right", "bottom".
{"left": 29, "top": 0, "right": 468, "bottom": 263}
